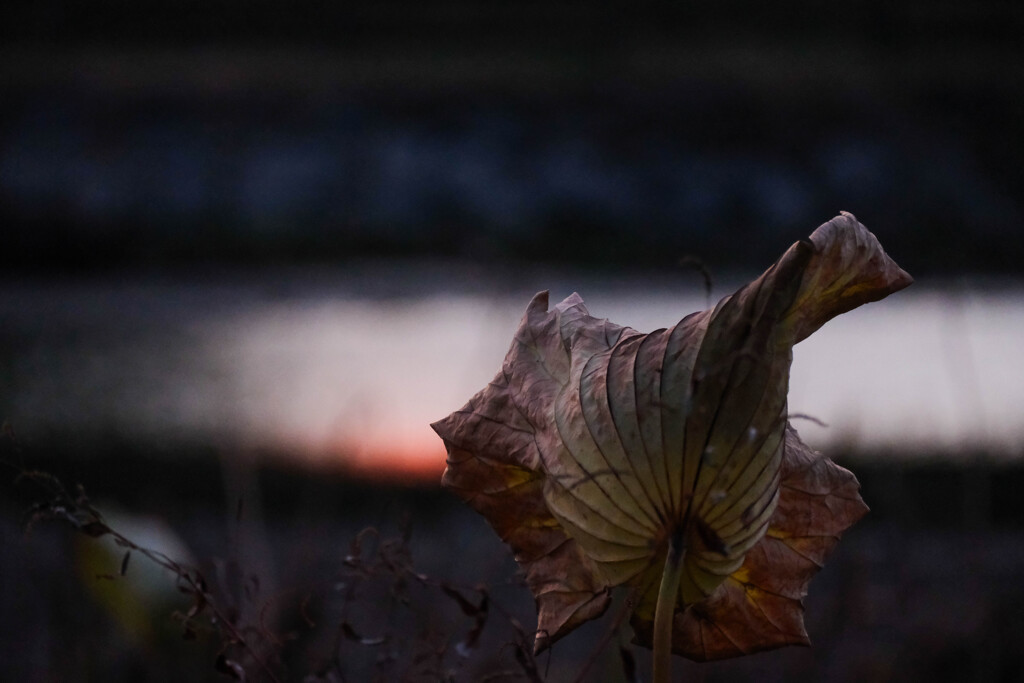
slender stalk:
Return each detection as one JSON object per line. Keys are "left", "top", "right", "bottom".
{"left": 653, "top": 532, "right": 685, "bottom": 683}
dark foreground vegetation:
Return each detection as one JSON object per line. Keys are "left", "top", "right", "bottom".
{"left": 3, "top": 435, "right": 1023, "bottom": 682}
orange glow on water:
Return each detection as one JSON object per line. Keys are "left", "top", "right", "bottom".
{"left": 336, "top": 438, "right": 449, "bottom": 485}
{"left": 280, "top": 424, "right": 449, "bottom": 485}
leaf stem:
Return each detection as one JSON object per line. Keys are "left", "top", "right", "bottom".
{"left": 653, "top": 531, "right": 685, "bottom": 683}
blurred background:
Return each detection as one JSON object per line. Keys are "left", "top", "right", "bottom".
{"left": 2, "top": 2, "right": 1023, "bottom": 681}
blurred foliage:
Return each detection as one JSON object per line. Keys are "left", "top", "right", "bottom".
{"left": 1, "top": 2, "right": 1022, "bottom": 274}
{"left": 3, "top": 436, "right": 1024, "bottom": 681}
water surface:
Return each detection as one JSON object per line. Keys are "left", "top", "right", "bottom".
{"left": 2, "top": 266, "right": 1020, "bottom": 478}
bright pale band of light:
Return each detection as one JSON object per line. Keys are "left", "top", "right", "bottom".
{"left": 190, "top": 287, "right": 1024, "bottom": 476}
{"left": 6, "top": 282, "right": 1022, "bottom": 481}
